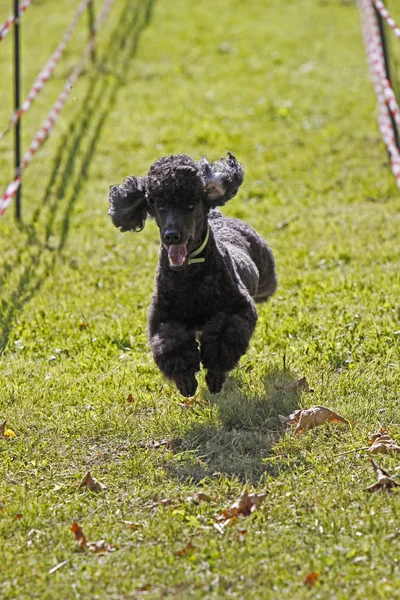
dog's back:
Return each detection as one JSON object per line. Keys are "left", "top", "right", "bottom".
{"left": 208, "top": 209, "right": 277, "bottom": 303}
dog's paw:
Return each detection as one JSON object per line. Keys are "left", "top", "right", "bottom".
{"left": 176, "top": 373, "right": 198, "bottom": 398}
{"left": 205, "top": 370, "right": 227, "bottom": 394}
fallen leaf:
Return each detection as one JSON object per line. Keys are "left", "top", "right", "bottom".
{"left": 71, "top": 521, "right": 87, "bottom": 551}
{"left": 369, "top": 428, "right": 400, "bottom": 454}
{"left": 275, "top": 377, "right": 313, "bottom": 393}
{"left": 149, "top": 497, "right": 178, "bottom": 508}
{"left": 366, "top": 458, "right": 400, "bottom": 492}
{"left": 304, "top": 572, "right": 318, "bottom": 586}
{"left": 179, "top": 397, "right": 196, "bottom": 408}
{"left": 278, "top": 409, "right": 302, "bottom": 425}
{"left": 87, "top": 539, "right": 115, "bottom": 553}
{"left": 126, "top": 393, "right": 134, "bottom": 403}
{"left": 281, "top": 405, "right": 349, "bottom": 434}
{"left": 145, "top": 439, "right": 172, "bottom": 450}
{"left": 15, "top": 513, "right": 22, "bottom": 520}
{"left": 159, "top": 498, "right": 175, "bottom": 507}
{"left": 71, "top": 522, "right": 114, "bottom": 553}
{"left": 233, "top": 526, "right": 248, "bottom": 542}
{"left": 136, "top": 584, "right": 152, "bottom": 593}
{"left": 78, "top": 471, "right": 107, "bottom": 493}
{"left": 186, "top": 492, "right": 212, "bottom": 504}
{"left": 174, "top": 541, "right": 195, "bottom": 557}
{"left": 216, "top": 488, "right": 267, "bottom": 528}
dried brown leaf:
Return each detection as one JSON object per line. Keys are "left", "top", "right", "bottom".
{"left": 279, "top": 409, "right": 302, "bottom": 425}
{"left": 186, "top": 492, "right": 212, "bottom": 504}
{"left": 369, "top": 429, "right": 400, "bottom": 454}
{"left": 281, "top": 405, "right": 349, "bottom": 434}
{"left": 71, "top": 522, "right": 114, "bottom": 553}
{"left": 79, "top": 471, "right": 107, "bottom": 493}
{"left": 145, "top": 439, "right": 172, "bottom": 450}
{"left": 233, "top": 526, "right": 248, "bottom": 542}
{"left": 174, "top": 541, "right": 195, "bottom": 557}
{"left": 366, "top": 458, "right": 400, "bottom": 492}
{"left": 247, "top": 492, "right": 268, "bottom": 511}
{"left": 149, "top": 497, "right": 179, "bottom": 509}
{"left": 87, "top": 539, "right": 115, "bottom": 553}
{"left": 71, "top": 521, "right": 87, "bottom": 550}
{"left": 276, "top": 377, "right": 312, "bottom": 393}
{"left": 304, "top": 572, "right": 319, "bottom": 586}
{"left": 179, "top": 397, "right": 196, "bottom": 408}
{"left": 369, "top": 427, "right": 387, "bottom": 443}
{"left": 216, "top": 487, "right": 267, "bottom": 528}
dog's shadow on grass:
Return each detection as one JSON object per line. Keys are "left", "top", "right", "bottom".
{"left": 0, "top": 0, "right": 155, "bottom": 354}
{"left": 167, "top": 369, "right": 308, "bottom": 485}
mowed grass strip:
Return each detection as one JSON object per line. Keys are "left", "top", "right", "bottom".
{"left": 0, "top": 0, "right": 400, "bottom": 598}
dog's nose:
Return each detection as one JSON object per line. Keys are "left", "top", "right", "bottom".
{"left": 163, "top": 229, "right": 182, "bottom": 244}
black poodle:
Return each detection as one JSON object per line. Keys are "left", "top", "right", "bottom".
{"left": 109, "top": 153, "right": 277, "bottom": 397}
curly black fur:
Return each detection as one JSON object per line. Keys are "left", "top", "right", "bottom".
{"left": 109, "top": 176, "right": 149, "bottom": 232}
{"left": 108, "top": 153, "right": 277, "bottom": 396}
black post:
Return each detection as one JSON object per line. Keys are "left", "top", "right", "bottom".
{"left": 13, "top": 0, "right": 21, "bottom": 220}
{"left": 375, "top": 5, "right": 400, "bottom": 151}
{"left": 88, "top": 0, "right": 96, "bottom": 63}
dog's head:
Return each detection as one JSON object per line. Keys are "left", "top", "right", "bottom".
{"left": 108, "top": 153, "right": 244, "bottom": 269}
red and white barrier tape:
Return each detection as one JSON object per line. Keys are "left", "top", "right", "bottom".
{"left": 0, "top": 0, "right": 116, "bottom": 217}
{"left": 373, "top": 0, "right": 400, "bottom": 40}
{"left": 0, "top": 0, "right": 92, "bottom": 141}
{"left": 359, "top": 0, "right": 400, "bottom": 187}
{"left": 0, "top": 0, "right": 32, "bottom": 43}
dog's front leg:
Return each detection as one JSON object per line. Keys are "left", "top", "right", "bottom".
{"left": 200, "top": 302, "right": 257, "bottom": 394}
{"left": 149, "top": 320, "right": 200, "bottom": 397}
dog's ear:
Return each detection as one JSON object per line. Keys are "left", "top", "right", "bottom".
{"left": 108, "top": 176, "right": 149, "bottom": 232}
{"left": 198, "top": 152, "right": 244, "bottom": 207}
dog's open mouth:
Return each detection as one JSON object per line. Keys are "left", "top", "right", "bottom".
{"left": 167, "top": 243, "right": 188, "bottom": 268}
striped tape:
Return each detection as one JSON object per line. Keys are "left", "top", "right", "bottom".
{"left": 0, "top": 0, "right": 93, "bottom": 141}
{"left": 0, "top": 0, "right": 116, "bottom": 217}
{"left": 373, "top": 0, "right": 400, "bottom": 40}
{"left": 0, "top": 0, "right": 32, "bottom": 43}
{"left": 359, "top": 0, "right": 400, "bottom": 188}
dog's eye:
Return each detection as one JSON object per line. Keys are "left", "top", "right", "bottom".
{"left": 187, "top": 205, "right": 195, "bottom": 211}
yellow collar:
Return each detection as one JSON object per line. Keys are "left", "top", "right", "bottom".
{"left": 188, "top": 226, "right": 209, "bottom": 264}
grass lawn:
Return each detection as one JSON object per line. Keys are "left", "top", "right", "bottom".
{"left": 1, "top": 0, "right": 400, "bottom": 597}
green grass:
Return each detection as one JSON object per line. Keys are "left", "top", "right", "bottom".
{"left": 1, "top": 0, "right": 400, "bottom": 597}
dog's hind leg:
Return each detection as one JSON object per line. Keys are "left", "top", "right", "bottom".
{"left": 149, "top": 321, "right": 200, "bottom": 397}
{"left": 200, "top": 301, "right": 257, "bottom": 394}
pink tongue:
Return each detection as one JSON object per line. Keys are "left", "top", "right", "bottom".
{"left": 168, "top": 243, "right": 188, "bottom": 266}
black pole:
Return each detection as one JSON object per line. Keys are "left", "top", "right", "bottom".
{"left": 14, "top": 0, "right": 21, "bottom": 220}
{"left": 88, "top": 0, "right": 96, "bottom": 63}
{"left": 375, "top": 5, "right": 400, "bottom": 151}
